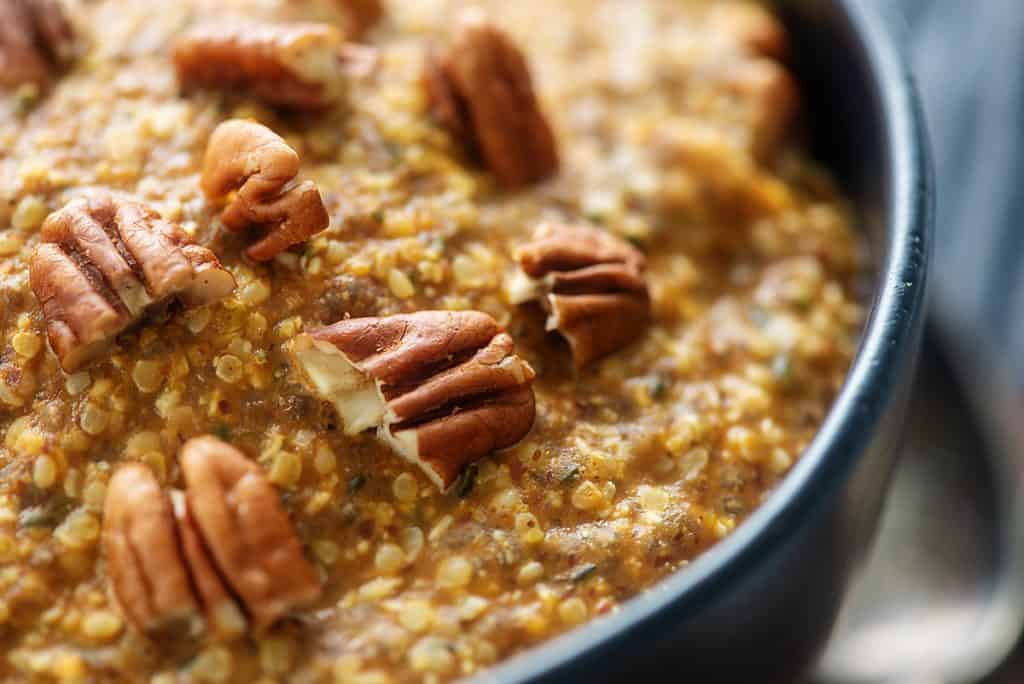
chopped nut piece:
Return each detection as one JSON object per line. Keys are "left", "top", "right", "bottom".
{"left": 29, "top": 193, "right": 236, "bottom": 371}
{"left": 424, "top": 9, "right": 558, "bottom": 189}
{"left": 288, "top": 311, "right": 537, "bottom": 490}
{"left": 173, "top": 23, "right": 346, "bottom": 110}
{"left": 179, "top": 436, "right": 322, "bottom": 631}
{"left": 511, "top": 223, "right": 650, "bottom": 367}
{"left": 0, "top": 0, "right": 75, "bottom": 89}
{"left": 102, "top": 464, "right": 199, "bottom": 632}
{"left": 201, "top": 119, "right": 330, "bottom": 262}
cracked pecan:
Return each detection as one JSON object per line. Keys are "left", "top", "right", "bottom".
{"left": 424, "top": 8, "right": 558, "bottom": 189}
{"left": 173, "top": 22, "right": 346, "bottom": 110}
{"left": 510, "top": 223, "right": 650, "bottom": 368}
{"left": 103, "top": 464, "right": 200, "bottom": 633}
{"left": 0, "top": 0, "right": 75, "bottom": 89}
{"left": 201, "top": 119, "right": 330, "bottom": 262}
{"left": 29, "top": 193, "right": 235, "bottom": 372}
{"left": 180, "top": 436, "right": 322, "bottom": 632}
{"left": 288, "top": 311, "right": 536, "bottom": 490}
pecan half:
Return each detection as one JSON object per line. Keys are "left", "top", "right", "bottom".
{"left": 510, "top": 223, "right": 650, "bottom": 368}
{"left": 0, "top": 0, "right": 75, "bottom": 89}
{"left": 288, "top": 311, "right": 536, "bottom": 490}
{"left": 719, "top": 57, "right": 799, "bottom": 162}
{"left": 704, "top": 4, "right": 798, "bottom": 161}
{"left": 173, "top": 23, "right": 346, "bottom": 110}
{"left": 707, "top": 3, "right": 789, "bottom": 61}
{"left": 103, "top": 464, "right": 199, "bottom": 632}
{"left": 29, "top": 193, "right": 235, "bottom": 372}
{"left": 180, "top": 436, "right": 322, "bottom": 632}
{"left": 424, "top": 8, "right": 558, "bottom": 189}
{"left": 201, "top": 119, "right": 330, "bottom": 262}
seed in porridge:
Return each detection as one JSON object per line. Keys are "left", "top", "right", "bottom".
{"left": 437, "top": 557, "right": 473, "bottom": 590}
{"left": 392, "top": 472, "right": 418, "bottom": 503}
{"left": 517, "top": 561, "right": 544, "bottom": 586}
{"left": 131, "top": 360, "right": 165, "bottom": 393}
{"left": 557, "top": 598, "right": 588, "bottom": 626}
{"left": 571, "top": 480, "right": 605, "bottom": 511}
{"left": 215, "top": 355, "right": 244, "bottom": 384}
{"left": 191, "top": 646, "right": 233, "bottom": 683}
{"left": 409, "top": 636, "right": 455, "bottom": 674}
{"left": 78, "top": 404, "right": 109, "bottom": 436}
{"left": 313, "top": 539, "right": 341, "bottom": 565}
{"left": 374, "top": 543, "right": 405, "bottom": 575}
{"left": 387, "top": 268, "right": 416, "bottom": 299}
{"left": 80, "top": 610, "right": 123, "bottom": 641}
{"left": 32, "top": 454, "right": 58, "bottom": 489}
{"left": 258, "top": 635, "right": 296, "bottom": 675}
{"left": 399, "top": 600, "right": 434, "bottom": 633}
{"left": 514, "top": 512, "right": 543, "bottom": 545}
{"left": 11, "top": 331, "right": 41, "bottom": 359}
{"left": 0, "top": 231, "right": 24, "bottom": 256}
{"left": 268, "top": 450, "right": 302, "bottom": 489}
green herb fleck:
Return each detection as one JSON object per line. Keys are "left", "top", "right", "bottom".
{"left": 560, "top": 465, "right": 581, "bottom": 485}
{"left": 584, "top": 212, "right": 608, "bottom": 226}
{"left": 214, "top": 424, "right": 232, "bottom": 442}
{"left": 455, "top": 463, "right": 478, "bottom": 498}
{"left": 569, "top": 563, "right": 598, "bottom": 583}
{"left": 18, "top": 500, "right": 73, "bottom": 529}
{"left": 348, "top": 473, "right": 368, "bottom": 495}
{"left": 370, "top": 209, "right": 386, "bottom": 225}
{"left": 650, "top": 377, "right": 668, "bottom": 400}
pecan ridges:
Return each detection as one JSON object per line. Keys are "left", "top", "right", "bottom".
{"left": 512, "top": 223, "right": 650, "bottom": 368}
{"left": 0, "top": 0, "right": 75, "bottom": 89}
{"left": 289, "top": 311, "right": 537, "bottom": 490}
{"left": 29, "top": 193, "right": 235, "bottom": 371}
{"left": 173, "top": 23, "right": 346, "bottom": 110}
{"left": 424, "top": 9, "right": 558, "bottom": 189}
{"left": 103, "top": 437, "right": 321, "bottom": 638}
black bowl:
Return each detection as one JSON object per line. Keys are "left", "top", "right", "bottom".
{"left": 479, "top": 2, "right": 932, "bottom": 682}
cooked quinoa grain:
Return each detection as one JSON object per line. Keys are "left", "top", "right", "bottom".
{"left": 0, "top": 0, "right": 864, "bottom": 682}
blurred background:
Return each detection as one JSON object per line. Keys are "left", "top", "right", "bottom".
{"left": 813, "top": 1, "right": 1024, "bottom": 682}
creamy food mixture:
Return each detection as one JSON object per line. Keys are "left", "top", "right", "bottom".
{"left": 0, "top": 0, "right": 865, "bottom": 682}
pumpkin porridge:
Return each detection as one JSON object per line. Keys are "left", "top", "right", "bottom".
{"left": 0, "top": 0, "right": 865, "bottom": 682}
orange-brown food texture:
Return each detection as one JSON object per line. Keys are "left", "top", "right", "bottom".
{"left": 0, "top": 1, "right": 864, "bottom": 682}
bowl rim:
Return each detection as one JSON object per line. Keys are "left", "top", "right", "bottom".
{"left": 478, "top": 1, "right": 933, "bottom": 682}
